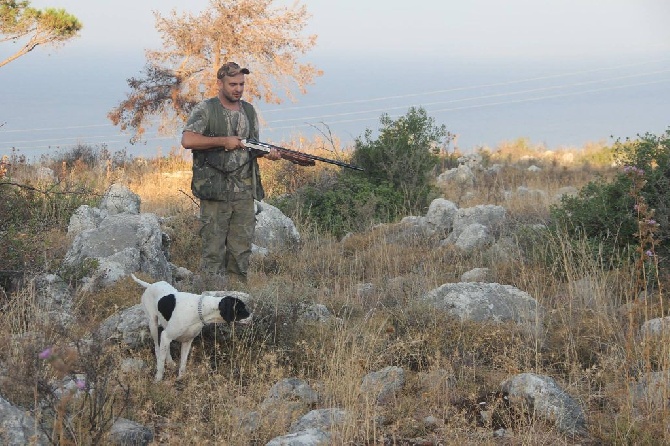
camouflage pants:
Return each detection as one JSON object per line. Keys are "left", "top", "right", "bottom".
{"left": 199, "top": 197, "right": 255, "bottom": 282}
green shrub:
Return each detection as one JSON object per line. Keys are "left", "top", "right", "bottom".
{"left": 272, "top": 108, "right": 451, "bottom": 237}
{"left": 550, "top": 177, "right": 636, "bottom": 262}
{"left": 272, "top": 173, "right": 403, "bottom": 238}
{"left": 351, "top": 107, "right": 447, "bottom": 215}
{"left": 550, "top": 129, "right": 670, "bottom": 264}
{"left": 317, "top": 176, "right": 402, "bottom": 236}
{"left": 0, "top": 180, "right": 98, "bottom": 276}
{"left": 613, "top": 131, "right": 670, "bottom": 245}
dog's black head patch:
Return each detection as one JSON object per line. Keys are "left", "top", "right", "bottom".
{"left": 219, "top": 297, "right": 250, "bottom": 323}
{"left": 157, "top": 294, "right": 176, "bottom": 321}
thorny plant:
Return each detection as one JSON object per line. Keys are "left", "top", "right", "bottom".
{"left": 624, "top": 165, "right": 662, "bottom": 296}
{"left": 623, "top": 164, "right": 666, "bottom": 382}
{"left": 35, "top": 340, "right": 130, "bottom": 444}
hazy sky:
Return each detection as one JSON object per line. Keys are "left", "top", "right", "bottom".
{"left": 22, "top": 0, "right": 670, "bottom": 57}
{"left": 1, "top": 0, "right": 669, "bottom": 158}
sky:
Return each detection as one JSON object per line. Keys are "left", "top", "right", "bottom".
{"left": 1, "top": 0, "right": 669, "bottom": 160}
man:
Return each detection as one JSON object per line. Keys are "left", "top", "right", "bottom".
{"left": 181, "top": 62, "right": 280, "bottom": 285}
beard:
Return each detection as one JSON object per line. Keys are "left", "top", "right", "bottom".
{"left": 221, "top": 91, "right": 241, "bottom": 103}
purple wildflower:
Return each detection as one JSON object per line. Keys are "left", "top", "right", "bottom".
{"left": 623, "top": 165, "right": 644, "bottom": 176}
{"left": 75, "top": 379, "right": 86, "bottom": 390}
{"left": 38, "top": 347, "right": 53, "bottom": 360}
{"left": 646, "top": 250, "right": 654, "bottom": 257}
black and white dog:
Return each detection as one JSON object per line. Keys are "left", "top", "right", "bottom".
{"left": 131, "top": 274, "right": 252, "bottom": 381}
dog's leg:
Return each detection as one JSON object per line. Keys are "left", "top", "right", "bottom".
{"left": 147, "top": 315, "right": 161, "bottom": 366}
{"left": 162, "top": 328, "right": 177, "bottom": 368}
{"left": 143, "top": 294, "right": 169, "bottom": 374}
{"left": 177, "top": 339, "right": 195, "bottom": 379}
{"left": 155, "top": 330, "right": 172, "bottom": 382}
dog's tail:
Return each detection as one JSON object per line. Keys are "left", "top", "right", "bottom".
{"left": 130, "top": 273, "right": 151, "bottom": 288}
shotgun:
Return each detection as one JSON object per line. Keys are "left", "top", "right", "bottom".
{"left": 243, "top": 138, "right": 364, "bottom": 171}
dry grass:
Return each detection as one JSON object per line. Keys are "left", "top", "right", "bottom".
{"left": 0, "top": 139, "right": 668, "bottom": 445}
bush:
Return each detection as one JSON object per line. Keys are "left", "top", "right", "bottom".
{"left": 274, "top": 174, "right": 404, "bottom": 238}
{"left": 550, "top": 129, "right": 670, "bottom": 264}
{"left": 351, "top": 107, "right": 448, "bottom": 215}
{"left": 272, "top": 108, "right": 451, "bottom": 237}
{"left": 613, "top": 130, "right": 670, "bottom": 244}
{"left": 0, "top": 174, "right": 98, "bottom": 277}
{"left": 550, "top": 177, "right": 636, "bottom": 262}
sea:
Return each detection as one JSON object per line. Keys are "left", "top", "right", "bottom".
{"left": 1, "top": 48, "right": 668, "bottom": 162}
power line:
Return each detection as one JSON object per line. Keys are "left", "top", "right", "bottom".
{"left": 0, "top": 123, "right": 112, "bottom": 134}
{"left": 262, "top": 71, "right": 670, "bottom": 126}
{"left": 260, "top": 58, "right": 670, "bottom": 113}
{"left": 2, "top": 59, "right": 668, "bottom": 151}
{"left": 3, "top": 63, "right": 667, "bottom": 138}
{"left": 5, "top": 135, "right": 176, "bottom": 151}
{"left": 261, "top": 78, "right": 669, "bottom": 132}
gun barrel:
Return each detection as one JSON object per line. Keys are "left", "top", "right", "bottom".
{"left": 244, "top": 139, "right": 364, "bottom": 171}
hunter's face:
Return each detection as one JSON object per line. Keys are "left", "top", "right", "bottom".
{"left": 218, "top": 73, "right": 245, "bottom": 103}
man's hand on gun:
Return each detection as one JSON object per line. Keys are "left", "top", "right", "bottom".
{"left": 227, "top": 137, "right": 281, "bottom": 160}
{"left": 223, "top": 136, "right": 247, "bottom": 151}
{"left": 264, "top": 147, "right": 282, "bottom": 161}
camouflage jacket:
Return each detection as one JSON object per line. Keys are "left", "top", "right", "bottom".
{"left": 184, "top": 98, "right": 263, "bottom": 202}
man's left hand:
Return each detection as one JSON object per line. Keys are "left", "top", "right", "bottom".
{"left": 265, "top": 148, "right": 282, "bottom": 161}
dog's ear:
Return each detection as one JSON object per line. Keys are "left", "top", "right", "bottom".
{"left": 219, "top": 297, "right": 250, "bottom": 322}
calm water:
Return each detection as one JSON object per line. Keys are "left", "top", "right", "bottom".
{"left": 1, "top": 49, "right": 668, "bottom": 161}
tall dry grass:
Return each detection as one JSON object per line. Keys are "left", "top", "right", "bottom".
{"left": 0, "top": 138, "right": 668, "bottom": 444}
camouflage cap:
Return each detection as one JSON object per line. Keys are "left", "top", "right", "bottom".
{"left": 217, "top": 62, "right": 250, "bottom": 79}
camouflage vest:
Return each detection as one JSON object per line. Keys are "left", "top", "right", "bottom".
{"left": 189, "top": 98, "right": 264, "bottom": 202}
